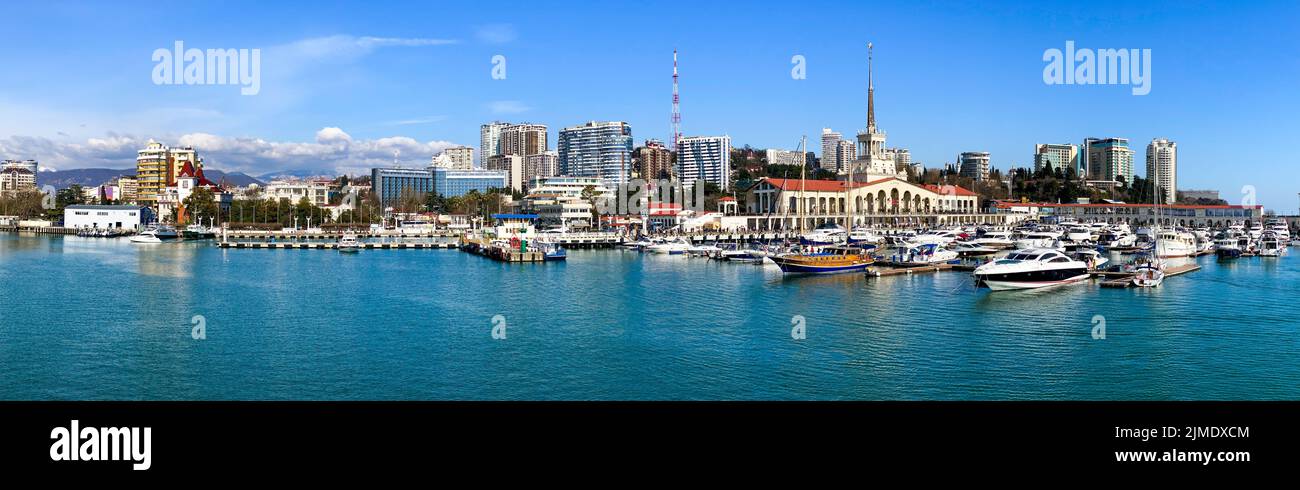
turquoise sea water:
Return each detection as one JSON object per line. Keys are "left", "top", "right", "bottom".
{"left": 2, "top": 233, "right": 1298, "bottom": 400}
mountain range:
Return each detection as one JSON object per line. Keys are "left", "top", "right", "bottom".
{"left": 36, "top": 168, "right": 264, "bottom": 189}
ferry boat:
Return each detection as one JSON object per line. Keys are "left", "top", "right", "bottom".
{"left": 337, "top": 233, "right": 361, "bottom": 253}
{"left": 1155, "top": 230, "right": 1197, "bottom": 258}
{"left": 771, "top": 245, "right": 875, "bottom": 275}
{"left": 972, "top": 248, "right": 1091, "bottom": 291}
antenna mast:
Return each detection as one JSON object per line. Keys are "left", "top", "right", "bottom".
{"left": 671, "top": 49, "right": 682, "bottom": 152}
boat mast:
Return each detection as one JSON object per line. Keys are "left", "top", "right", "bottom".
{"left": 798, "top": 135, "right": 807, "bottom": 235}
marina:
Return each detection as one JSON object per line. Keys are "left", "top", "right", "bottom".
{"left": 3, "top": 230, "right": 1299, "bottom": 400}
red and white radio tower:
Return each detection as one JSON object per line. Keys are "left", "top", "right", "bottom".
{"left": 671, "top": 49, "right": 682, "bottom": 152}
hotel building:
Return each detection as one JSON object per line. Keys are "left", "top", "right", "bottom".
{"left": 675, "top": 135, "right": 732, "bottom": 191}
{"left": 557, "top": 121, "right": 634, "bottom": 185}
{"left": 435, "top": 146, "right": 474, "bottom": 170}
{"left": 480, "top": 121, "right": 510, "bottom": 162}
{"left": 0, "top": 160, "right": 37, "bottom": 195}
{"left": 1034, "top": 143, "right": 1081, "bottom": 174}
{"left": 431, "top": 167, "right": 508, "bottom": 198}
{"left": 524, "top": 151, "right": 559, "bottom": 189}
{"left": 371, "top": 167, "right": 434, "bottom": 209}
{"left": 1085, "top": 137, "right": 1134, "bottom": 184}
{"left": 1146, "top": 138, "right": 1178, "bottom": 204}
{"left": 264, "top": 179, "right": 333, "bottom": 206}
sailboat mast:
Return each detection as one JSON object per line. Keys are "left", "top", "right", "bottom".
{"left": 798, "top": 135, "right": 807, "bottom": 235}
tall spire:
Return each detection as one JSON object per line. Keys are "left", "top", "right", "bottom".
{"left": 867, "top": 42, "right": 875, "bottom": 131}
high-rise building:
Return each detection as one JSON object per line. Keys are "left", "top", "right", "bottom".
{"left": 432, "top": 167, "right": 508, "bottom": 198}
{"left": 821, "top": 129, "right": 843, "bottom": 172}
{"left": 557, "top": 121, "right": 634, "bottom": 185}
{"left": 135, "top": 140, "right": 203, "bottom": 208}
{"left": 635, "top": 139, "right": 673, "bottom": 180}
{"left": 765, "top": 148, "right": 806, "bottom": 167}
{"left": 371, "top": 167, "right": 434, "bottom": 209}
{"left": 436, "top": 146, "right": 474, "bottom": 170}
{"left": 1086, "top": 138, "right": 1135, "bottom": 184}
{"left": 1146, "top": 138, "right": 1177, "bottom": 204}
{"left": 675, "top": 135, "right": 732, "bottom": 191}
{"left": 479, "top": 121, "right": 511, "bottom": 162}
{"left": 0, "top": 159, "right": 37, "bottom": 196}
{"left": 835, "top": 140, "right": 856, "bottom": 173}
{"left": 1034, "top": 143, "right": 1082, "bottom": 175}
{"left": 958, "top": 152, "right": 991, "bottom": 182}
{"left": 499, "top": 123, "right": 548, "bottom": 157}
{"left": 486, "top": 154, "right": 526, "bottom": 193}
{"left": 524, "top": 151, "right": 560, "bottom": 189}
{"left": 115, "top": 176, "right": 138, "bottom": 204}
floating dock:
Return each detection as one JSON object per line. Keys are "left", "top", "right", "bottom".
{"left": 867, "top": 263, "right": 954, "bottom": 277}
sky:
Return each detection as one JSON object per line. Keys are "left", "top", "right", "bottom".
{"left": 0, "top": 0, "right": 1297, "bottom": 210}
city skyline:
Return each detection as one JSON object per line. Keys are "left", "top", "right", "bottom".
{"left": 0, "top": 1, "right": 1296, "bottom": 210}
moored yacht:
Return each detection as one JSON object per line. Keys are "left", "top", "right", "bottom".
{"left": 771, "top": 245, "right": 875, "bottom": 274}
{"left": 972, "top": 248, "right": 1091, "bottom": 291}
{"left": 1155, "top": 230, "right": 1197, "bottom": 258}
{"left": 800, "top": 223, "right": 847, "bottom": 246}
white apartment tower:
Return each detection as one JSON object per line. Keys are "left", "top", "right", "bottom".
{"left": 821, "top": 128, "right": 843, "bottom": 171}
{"left": 675, "top": 135, "right": 732, "bottom": 191}
{"left": 1146, "top": 138, "right": 1178, "bottom": 205}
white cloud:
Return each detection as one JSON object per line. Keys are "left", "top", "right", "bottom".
{"left": 0, "top": 128, "right": 463, "bottom": 177}
{"left": 474, "top": 24, "right": 517, "bottom": 44}
{"left": 487, "top": 100, "right": 531, "bottom": 114}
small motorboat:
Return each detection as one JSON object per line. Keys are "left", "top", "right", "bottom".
{"left": 128, "top": 229, "right": 163, "bottom": 244}
{"left": 1132, "top": 257, "right": 1165, "bottom": 287}
{"left": 535, "top": 240, "right": 567, "bottom": 261}
{"left": 337, "top": 233, "right": 361, "bottom": 253}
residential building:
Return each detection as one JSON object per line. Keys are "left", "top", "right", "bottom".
{"left": 371, "top": 167, "right": 434, "bottom": 209}
{"left": 820, "top": 128, "right": 843, "bottom": 172}
{"left": 432, "top": 167, "right": 508, "bottom": 198}
{"left": 636, "top": 139, "right": 673, "bottom": 180}
{"left": 134, "top": 140, "right": 205, "bottom": 208}
{"left": 480, "top": 121, "right": 511, "bottom": 161}
{"left": 486, "top": 154, "right": 526, "bottom": 193}
{"left": 1085, "top": 137, "right": 1134, "bottom": 184}
{"left": 499, "top": 123, "right": 548, "bottom": 157}
{"left": 434, "top": 146, "right": 474, "bottom": 170}
{"left": 524, "top": 151, "right": 559, "bottom": 189}
{"left": 958, "top": 152, "right": 991, "bottom": 182}
{"left": 115, "top": 176, "right": 138, "bottom": 204}
{"left": 675, "top": 135, "right": 732, "bottom": 191}
{"left": 1146, "top": 138, "right": 1177, "bottom": 204}
{"left": 557, "top": 121, "right": 634, "bottom": 185}
{"left": 1033, "top": 143, "right": 1081, "bottom": 175}
{"left": 765, "top": 148, "right": 806, "bottom": 167}
{"left": 63, "top": 205, "right": 154, "bottom": 230}
{"left": 835, "top": 140, "right": 856, "bottom": 173}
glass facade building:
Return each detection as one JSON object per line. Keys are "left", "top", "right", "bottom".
{"left": 371, "top": 168, "right": 434, "bottom": 209}
{"left": 432, "top": 168, "right": 508, "bottom": 197}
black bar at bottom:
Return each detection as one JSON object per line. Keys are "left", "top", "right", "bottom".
{"left": 0, "top": 402, "right": 1288, "bottom": 476}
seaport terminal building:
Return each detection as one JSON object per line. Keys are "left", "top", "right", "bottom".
{"left": 989, "top": 200, "right": 1264, "bottom": 227}
{"left": 740, "top": 177, "right": 1018, "bottom": 230}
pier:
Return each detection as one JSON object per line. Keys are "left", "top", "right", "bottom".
{"left": 218, "top": 242, "right": 457, "bottom": 250}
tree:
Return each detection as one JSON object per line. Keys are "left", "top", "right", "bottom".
{"left": 580, "top": 185, "right": 602, "bottom": 228}
{"left": 182, "top": 187, "right": 219, "bottom": 225}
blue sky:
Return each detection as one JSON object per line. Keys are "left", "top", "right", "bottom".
{"left": 1, "top": 0, "right": 1297, "bottom": 211}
